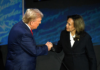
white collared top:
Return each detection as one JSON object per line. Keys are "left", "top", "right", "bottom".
{"left": 70, "top": 32, "right": 75, "bottom": 47}
{"left": 25, "top": 23, "right": 31, "bottom": 30}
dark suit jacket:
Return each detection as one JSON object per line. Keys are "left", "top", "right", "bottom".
{"left": 53, "top": 30, "right": 97, "bottom": 70}
{"left": 0, "top": 46, "right": 4, "bottom": 70}
{"left": 5, "top": 21, "right": 48, "bottom": 70}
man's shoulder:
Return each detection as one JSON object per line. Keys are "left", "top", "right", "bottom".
{"left": 10, "top": 21, "right": 26, "bottom": 34}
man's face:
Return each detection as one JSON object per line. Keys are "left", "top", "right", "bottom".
{"left": 31, "top": 17, "right": 42, "bottom": 29}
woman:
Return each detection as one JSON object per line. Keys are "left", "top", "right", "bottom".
{"left": 49, "top": 15, "right": 97, "bottom": 70}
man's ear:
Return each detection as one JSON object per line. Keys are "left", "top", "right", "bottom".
{"left": 30, "top": 21, "right": 34, "bottom": 25}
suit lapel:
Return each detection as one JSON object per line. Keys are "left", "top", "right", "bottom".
{"left": 65, "top": 31, "right": 85, "bottom": 49}
{"left": 21, "top": 21, "right": 34, "bottom": 40}
{"left": 65, "top": 32, "right": 72, "bottom": 49}
{"left": 72, "top": 36, "right": 83, "bottom": 49}
{"left": 65, "top": 31, "right": 79, "bottom": 49}
{"left": 21, "top": 21, "right": 33, "bottom": 36}
{"left": 72, "top": 40, "right": 79, "bottom": 49}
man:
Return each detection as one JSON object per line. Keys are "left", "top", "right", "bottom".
{"left": 5, "top": 8, "right": 52, "bottom": 70}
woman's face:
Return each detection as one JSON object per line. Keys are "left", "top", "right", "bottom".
{"left": 66, "top": 18, "right": 76, "bottom": 32}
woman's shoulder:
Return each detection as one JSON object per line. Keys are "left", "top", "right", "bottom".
{"left": 81, "top": 31, "right": 92, "bottom": 39}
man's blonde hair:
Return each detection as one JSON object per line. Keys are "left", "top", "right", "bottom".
{"left": 22, "top": 8, "right": 43, "bottom": 24}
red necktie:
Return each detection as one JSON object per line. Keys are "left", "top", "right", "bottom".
{"left": 30, "top": 29, "right": 33, "bottom": 35}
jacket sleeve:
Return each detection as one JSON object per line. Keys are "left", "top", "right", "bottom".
{"left": 20, "top": 34, "right": 48, "bottom": 56}
{"left": 51, "top": 32, "right": 63, "bottom": 53}
{"left": 85, "top": 35, "right": 97, "bottom": 70}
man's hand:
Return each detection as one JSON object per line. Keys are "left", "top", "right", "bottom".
{"left": 45, "top": 42, "right": 53, "bottom": 51}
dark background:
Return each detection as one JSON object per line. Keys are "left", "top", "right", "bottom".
{"left": 0, "top": 0, "right": 100, "bottom": 70}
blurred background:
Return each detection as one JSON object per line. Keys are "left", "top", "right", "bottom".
{"left": 0, "top": 0, "right": 100, "bottom": 70}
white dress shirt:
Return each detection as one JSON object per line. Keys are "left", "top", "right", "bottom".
{"left": 70, "top": 32, "right": 75, "bottom": 47}
{"left": 25, "top": 23, "right": 31, "bottom": 30}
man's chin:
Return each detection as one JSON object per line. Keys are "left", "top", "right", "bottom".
{"left": 34, "top": 27, "right": 38, "bottom": 29}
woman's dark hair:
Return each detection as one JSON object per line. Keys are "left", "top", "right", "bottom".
{"left": 67, "top": 14, "right": 85, "bottom": 40}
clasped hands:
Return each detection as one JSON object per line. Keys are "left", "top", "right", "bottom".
{"left": 45, "top": 42, "right": 53, "bottom": 51}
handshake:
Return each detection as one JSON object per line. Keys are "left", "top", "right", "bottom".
{"left": 45, "top": 42, "right": 53, "bottom": 51}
